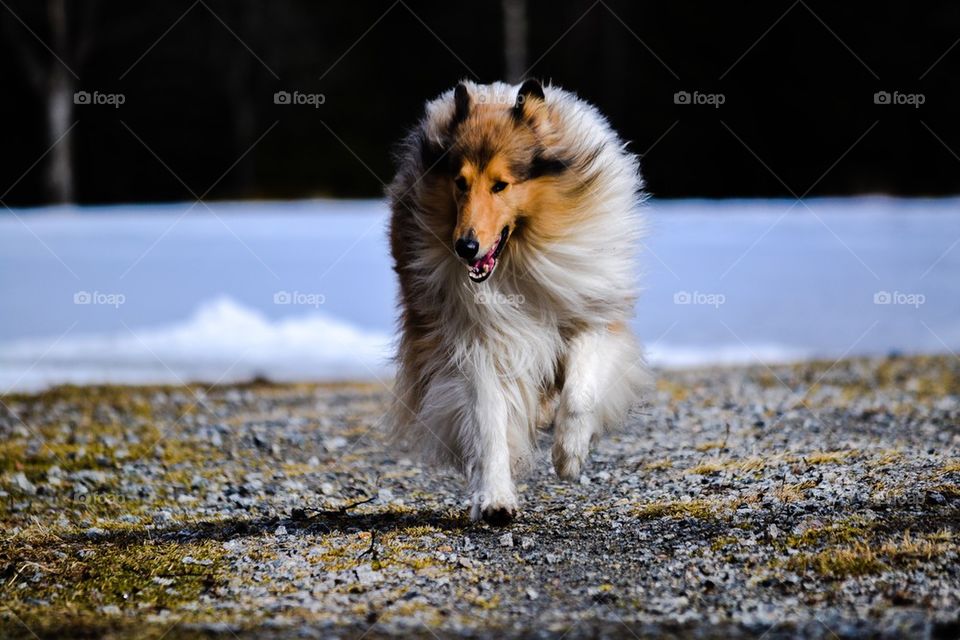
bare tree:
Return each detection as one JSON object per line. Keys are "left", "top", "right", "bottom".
{"left": 3, "top": 0, "right": 98, "bottom": 203}
{"left": 502, "top": 0, "right": 528, "bottom": 83}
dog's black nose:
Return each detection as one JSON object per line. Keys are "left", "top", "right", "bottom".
{"left": 455, "top": 237, "right": 479, "bottom": 260}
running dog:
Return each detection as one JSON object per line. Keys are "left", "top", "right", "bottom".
{"left": 386, "top": 80, "right": 648, "bottom": 525}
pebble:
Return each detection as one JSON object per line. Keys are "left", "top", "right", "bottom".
{"left": 12, "top": 472, "right": 36, "bottom": 495}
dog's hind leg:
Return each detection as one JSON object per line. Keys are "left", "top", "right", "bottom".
{"left": 552, "top": 326, "right": 646, "bottom": 480}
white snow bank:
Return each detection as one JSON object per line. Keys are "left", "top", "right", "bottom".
{"left": 0, "top": 296, "right": 392, "bottom": 391}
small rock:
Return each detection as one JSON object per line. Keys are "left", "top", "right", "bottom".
{"left": 354, "top": 565, "right": 381, "bottom": 585}
{"left": 12, "top": 472, "right": 36, "bottom": 495}
{"left": 927, "top": 492, "right": 946, "bottom": 506}
{"left": 324, "top": 436, "right": 348, "bottom": 451}
{"left": 520, "top": 536, "right": 535, "bottom": 550}
{"left": 526, "top": 588, "right": 539, "bottom": 600}
{"left": 274, "top": 525, "right": 288, "bottom": 536}
{"left": 498, "top": 533, "right": 514, "bottom": 547}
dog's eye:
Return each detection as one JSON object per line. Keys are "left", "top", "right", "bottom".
{"left": 454, "top": 176, "right": 468, "bottom": 191}
{"left": 491, "top": 181, "right": 508, "bottom": 193}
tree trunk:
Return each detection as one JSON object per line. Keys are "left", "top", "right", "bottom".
{"left": 45, "top": 0, "right": 76, "bottom": 204}
{"left": 502, "top": 0, "right": 528, "bottom": 83}
{"left": 46, "top": 64, "right": 75, "bottom": 204}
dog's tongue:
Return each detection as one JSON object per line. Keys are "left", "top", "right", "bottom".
{"left": 470, "top": 247, "right": 497, "bottom": 272}
{"left": 469, "top": 237, "right": 500, "bottom": 274}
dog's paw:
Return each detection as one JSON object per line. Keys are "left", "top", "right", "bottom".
{"left": 481, "top": 505, "right": 516, "bottom": 526}
{"left": 470, "top": 490, "right": 518, "bottom": 526}
{"left": 552, "top": 438, "right": 587, "bottom": 481}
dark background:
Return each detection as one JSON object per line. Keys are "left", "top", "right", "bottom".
{"left": 2, "top": 0, "right": 959, "bottom": 206}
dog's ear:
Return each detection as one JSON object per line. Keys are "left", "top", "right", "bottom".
{"left": 513, "top": 79, "right": 545, "bottom": 120}
{"left": 451, "top": 83, "right": 471, "bottom": 128}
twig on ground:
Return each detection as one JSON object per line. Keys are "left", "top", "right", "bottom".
{"left": 304, "top": 474, "right": 382, "bottom": 517}
{"left": 357, "top": 529, "right": 379, "bottom": 562}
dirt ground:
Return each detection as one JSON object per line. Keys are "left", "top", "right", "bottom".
{"left": 2, "top": 355, "right": 959, "bottom": 639}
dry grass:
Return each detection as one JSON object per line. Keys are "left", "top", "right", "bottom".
{"left": 694, "top": 441, "right": 726, "bottom": 452}
{"left": 643, "top": 459, "right": 673, "bottom": 471}
{"left": 784, "top": 530, "right": 956, "bottom": 578}
{"left": 655, "top": 379, "right": 689, "bottom": 402}
{"left": 785, "top": 543, "right": 886, "bottom": 577}
{"left": 928, "top": 484, "right": 960, "bottom": 499}
{"left": 774, "top": 480, "right": 819, "bottom": 503}
{"left": 786, "top": 516, "right": 873, "bottom": 549}
{"left": 873, "top": 451, "right": 903, "bottom": 466}
{"left": 633, "top": 498, "right": 717, "bottom": 520}
{"left": 804, "top": 450, "right": 855, "bottom": 465}
{"left": 690, "top": 456, "right": 769, "bottom": 475}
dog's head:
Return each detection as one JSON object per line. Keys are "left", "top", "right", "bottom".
{"left": 440, "top": 80, "right": 568, "bottom": 283}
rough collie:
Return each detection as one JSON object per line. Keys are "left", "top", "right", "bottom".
{"left": 386, "top": 80, "right": 648, "bottom": 525}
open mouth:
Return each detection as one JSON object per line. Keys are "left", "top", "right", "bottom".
{"left": 467, "top": 226, "right": 509, "bottom": 283}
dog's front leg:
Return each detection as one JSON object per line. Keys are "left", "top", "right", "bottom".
{"left": 464, "top": 374, "right": 518, "bottom": 525}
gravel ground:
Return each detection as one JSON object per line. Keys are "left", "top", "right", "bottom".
{"left": 2, "top": 355, "right": 959, "bottom": 639}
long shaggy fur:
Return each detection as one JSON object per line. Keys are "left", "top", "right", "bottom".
{"left": 386, "top": 80, "right": 649, "bottom": 523}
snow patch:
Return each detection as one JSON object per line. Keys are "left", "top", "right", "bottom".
{"left": 0, "top": 296, "right": 392, "bottom": 391}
